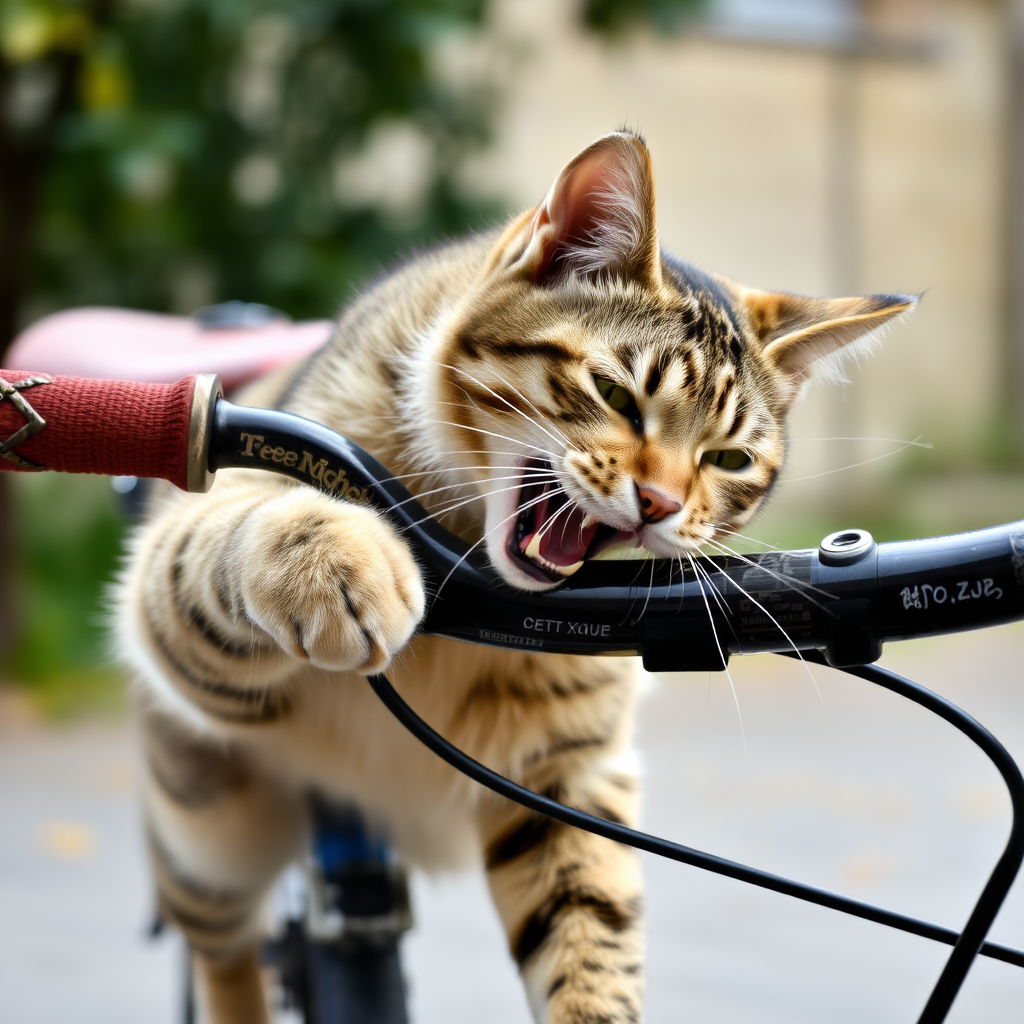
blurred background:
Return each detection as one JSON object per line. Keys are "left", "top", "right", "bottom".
{"left": 2, "top": 1, "right": 1024, "bottom": 1021}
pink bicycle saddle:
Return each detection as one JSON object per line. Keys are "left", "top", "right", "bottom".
{"left": 8, "top": 303, "right": 333, "bottom": 390}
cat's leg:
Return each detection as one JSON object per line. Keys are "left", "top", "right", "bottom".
{"left": 140, "top": 704, "right": 307, "bottom": 1024}
{"left": 485, "top": 764, "right": 644, "bottom": 1024}
{"left": 120, "top": 470, "right": 425, "bottom": 725}
{"left": 122, "top": 473, "right": 424, "bottom": 1020}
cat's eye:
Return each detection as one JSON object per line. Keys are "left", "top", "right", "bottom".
{"left": 701, "top": 448, "right": 751, "bottom": 471}
{"left": 593, "top": 376, "right": 641, "bottom": 427}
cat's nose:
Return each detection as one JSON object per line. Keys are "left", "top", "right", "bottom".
{"left": 636, "top": 485, "right": 681, "bottom": 524}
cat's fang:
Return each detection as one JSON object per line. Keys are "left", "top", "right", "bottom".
{"left": 581, "top": 514, "right": 597, "bottom": 529}
{"left": 555, "top": 560, "right": 585, "bottom": 577}
{"left": 524, "top": 531, "right": 543, "bottom": 560}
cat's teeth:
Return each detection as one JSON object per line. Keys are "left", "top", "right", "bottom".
{"left": 554, "top": 560, "right": 585, "bottom": 577}
{"left": 523, "top": 532, "right": 582, "bottom": 576}
{"left": 581, "top": 514, "right": 597, "bottom": 529}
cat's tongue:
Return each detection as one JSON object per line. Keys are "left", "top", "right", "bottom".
{"left": 522, "top": 503, "right": 599, "bottom": 567}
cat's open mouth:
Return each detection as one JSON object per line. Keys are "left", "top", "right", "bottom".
{"left": 508, "top": 459, "right": 636, "bottom": 584}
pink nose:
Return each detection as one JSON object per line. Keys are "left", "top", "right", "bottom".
{"left": 636, "top": 485, "right": 681, "bottom": 524}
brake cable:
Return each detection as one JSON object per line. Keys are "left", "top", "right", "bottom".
{"left": 365, "top": 651, "right": 1024, "bottom": 1024}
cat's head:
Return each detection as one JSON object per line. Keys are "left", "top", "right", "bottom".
{"left": 424, "top": 132, "right": 915, "bottom": 591}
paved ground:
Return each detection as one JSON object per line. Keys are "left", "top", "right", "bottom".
{"left": 2, "top": 623, "right": 1023, "bottom": 1023}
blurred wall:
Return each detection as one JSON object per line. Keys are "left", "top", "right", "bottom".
{"left": 466, "top": 0, "right": 1009, "bottom": 528}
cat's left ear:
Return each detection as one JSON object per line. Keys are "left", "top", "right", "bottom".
{"left": 740, "top": 289, "right": 918, "bottom": 405}
{"left": 516, "top": 131, "right": 661, "bottom": 288}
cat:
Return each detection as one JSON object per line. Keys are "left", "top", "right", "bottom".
{"left": 116, "top": 130, "right": 914, "bottom": 1023}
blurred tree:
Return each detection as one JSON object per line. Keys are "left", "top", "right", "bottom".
{"left": 1, "top": 0, "right": 710, "bottom": 348}
{"left": 0, "top": 0, "right": 498, "bottom": 349}
{"left": 581, "top": 0, "right": 705, "bottom": 34}
{"left": 0, "top": 0, "right": 502, "bottom": 687}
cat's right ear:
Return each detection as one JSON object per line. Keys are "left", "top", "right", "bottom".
{"left": 512, "top": 132, "right": 661, "bottom": 288}
{"left": 740, "top": 289, "right": 919, "bottom": 405}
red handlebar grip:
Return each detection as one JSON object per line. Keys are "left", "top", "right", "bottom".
{"left": 0, "top": 370, "right": 221, "bottom": 491}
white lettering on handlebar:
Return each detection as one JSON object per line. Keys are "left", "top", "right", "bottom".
{"left": 900, "top": 578, "right": 1003, "bottom": 611}
{"left": 522, "top": 617, "right": 610, "bottom": 637}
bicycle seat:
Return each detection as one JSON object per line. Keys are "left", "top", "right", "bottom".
{"left": 7, "top": 303, "right": 333, "bottom": 390}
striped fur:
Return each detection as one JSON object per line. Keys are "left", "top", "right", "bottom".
{"left": 117, "top": 131, "right": 914, "bottom": 1022}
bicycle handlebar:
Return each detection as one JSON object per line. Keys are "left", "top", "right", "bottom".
{"left": 210, "top": 398, "right": 1024, "bottom": 672}
{"left": 0, "top": 370, "right": 220, "bottom": 492}
{"left": 3, "top": 368, "right": 1023, "bottom": 671}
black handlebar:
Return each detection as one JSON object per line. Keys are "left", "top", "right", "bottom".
{"left": 213, "top": 400, "right": 1024, "bottom": 670}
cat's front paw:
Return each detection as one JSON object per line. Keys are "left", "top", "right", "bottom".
{"left": 236, "top": 490, "right": 424, "bottom": 672}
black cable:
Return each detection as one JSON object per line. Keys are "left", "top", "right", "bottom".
{"left": 364, "top": 663, "right": 1024, "bottom": 995}
{"left": 811, "top": 655, "right": 1024, "bottom": 1024}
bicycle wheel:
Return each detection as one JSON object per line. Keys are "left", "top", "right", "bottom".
{"left": 304, "top": 937, "right": 408, "bottom": 1024}
{"left": 267, "top": 797, "right": 413, "bottom": 1023}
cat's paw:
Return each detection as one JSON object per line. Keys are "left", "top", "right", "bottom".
{"left": 236, "top": 489, "right": 424, "bottom": 672}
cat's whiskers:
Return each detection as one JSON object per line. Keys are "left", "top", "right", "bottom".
{"left": 524, "top": 488, "right": 593, "bottom": 576}
{"left": 433, "top": 486, "right": 569, "bottom": 597}
{"left": 389, "top": 470, "right": 559, "bottom": 512}
{"left": 486, "top": 365, "right": 570, "bottom": 445}
{"left": 698, "top": 546, "right": 824, "bottom": 709}
{"left": 427, "top": 419, "right": 562, "bottom": 463}
{"left": 675, "top": 555, "right": 687, "bottom": 612}
{"left": 429, "top": 448, "right": 559, "bottom": 462}
{"left": 686, "top": 551, "right": 747, "bottom": 770}
{"left": 532, "top": 493, "right": 579, "bottom": 546}
{"left": 441, "top": 362, "right": 570, "bottom": 451}
{"left": 784, "top": 435, "right": 928, "bottom": 483}
{"left": 702, "top": 533, "right": 836, "bottom": 605}
{"left": 712, "top": 525, "right": 781, "bottom": 552}
{"left": 377, "top": 464, "right": 558, "bottom": 487}
{"left": 616, "top": 557, "right": 656, "bottom": 626}
{"left": 387, "top": 396, "right": 566, "bottom": 466}
{"left": 378, "top": 450, "right": 567, "bottom": 491}
{"left": 402, "top": 480, "right": 560, "bottom": 532}
{"left": 428, "top": 478, "right": 561, "bottom": 523}
{"left": 632, "top": 555, "right": 657, "bottom": 624}
{"left": 690, "top": 558, "right": 740, "bottom": 646}
{"left": 791, "top": 435, "right": 932, "bottom": 447}
{"left": 522, "top": 504, "right": 580, "bottom": 574}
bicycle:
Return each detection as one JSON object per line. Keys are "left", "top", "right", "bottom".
{"left": 2, "top": 354, "right": 1023, "bottom": 1023}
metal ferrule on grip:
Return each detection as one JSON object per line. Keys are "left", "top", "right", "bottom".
{"left": 0, "top": 374, "right": 52, "bottom": 469}
{"left": 186, "top": 374, "right": 223, "bottom": 493}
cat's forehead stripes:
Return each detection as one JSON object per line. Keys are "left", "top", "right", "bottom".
{"left": 643, "top": 356, "right": 665, "bottom": 397}
{"left": 447, "top": 305, "right": 779, "bottom": 454}
{"left": 726, "top": 400, "right": 748, "bottom": 440}
{"left": 440, "top": 263, "right": 796, "bottom": 496}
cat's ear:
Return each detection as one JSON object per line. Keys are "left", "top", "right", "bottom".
{"left": 741, "top": 289, "right": 918, "bottom": 404}
{"left": 516, "top": 131, "right": 661, "bottom": 287}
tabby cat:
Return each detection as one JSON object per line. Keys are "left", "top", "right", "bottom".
{"left": 116, "top": 131, "right": 914, "bottom": 1022}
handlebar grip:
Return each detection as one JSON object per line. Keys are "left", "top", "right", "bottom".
{"left": 0, "top": 371, "right": 222, "bottom": 492}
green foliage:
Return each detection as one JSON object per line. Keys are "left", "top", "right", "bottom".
{"left": 582, "top": 0, "right": 705, "bottom": 35}
{"left": 1, "top": 0, "right": 503, "bottom": 714}
{"left": 3, "top": 474, "right": 126, "bottom": 716}
{"left": 6, "top": 0, "right": 500, "bottom": 330}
